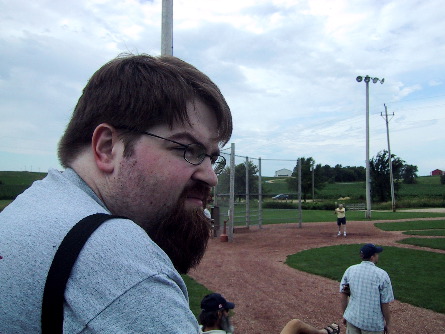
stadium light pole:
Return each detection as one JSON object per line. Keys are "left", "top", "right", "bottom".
{"left": 161, "top": 0, "right": 173, "bottom": 56}
{"left": 356, "top": 75, "right": 384, "bottom": 219}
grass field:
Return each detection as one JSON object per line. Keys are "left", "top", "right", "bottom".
{"left": 374, "top": 220, "right": 445, "bottom": 231}
{"left": 398, "top": 237, "right": 445, "bottom": 250}
{"left": 403, "top": 230, "right": 445, "bottom": 236}
{"left": 285, "top": 244, "right": 445, "bottom": 314}
{"left": 225, "top": 207, "right": 445, "bottom": 225}
{"left": 182, "top": 275, "right": 213, "bottom": 318}
{"left": 375, "top": 220, "right": 445, "bottom": 249}
{"left": 0, "top": 171, "right": 46, "bottom": 200}
{"left": 262, "top": 175, "right": 445, "bottom": 201}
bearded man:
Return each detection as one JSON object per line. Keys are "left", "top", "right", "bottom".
{"left": 0, "top": 54, "right": 232, "bottom": 333}
{"left": 199, "top": 293, "right": 235, "bottom": 334}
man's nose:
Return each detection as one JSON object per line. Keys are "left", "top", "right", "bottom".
{"left": 192, "top": 156, "right": 218, "bottom": 187}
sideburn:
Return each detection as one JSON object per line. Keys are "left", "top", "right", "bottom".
{"left": 146, "top": 204, "right": 211, "bottom": 274}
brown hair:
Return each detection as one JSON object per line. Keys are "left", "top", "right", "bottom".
{"left": 58, "top": 53, "right": 232, "bottom": 167}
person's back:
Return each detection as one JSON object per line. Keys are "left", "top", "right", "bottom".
{"left": 0, "top": 169, "right": 196, "bottom": 333}
{"left": 342, "top": 262, "right": 388, "bottom": 325}
{"left": 0, "top": 171, "right": 91, "bottom": 332}
{"left": 340, "top": 244, "right": 394, "bottom": 333}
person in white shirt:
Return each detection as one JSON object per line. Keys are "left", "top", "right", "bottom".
{"left": 335, "top": 204, "right": 347, "bottom": 237}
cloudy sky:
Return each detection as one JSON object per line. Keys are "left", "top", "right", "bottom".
{"left": 1, "top": 0, "right": 444, "bottom": 177}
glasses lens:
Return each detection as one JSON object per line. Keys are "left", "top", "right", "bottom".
{"left": 184, "top": 143, "right": 206, "bottom": 165}
{"left": 213, "top": 156, "right": 226, "bottom": 175}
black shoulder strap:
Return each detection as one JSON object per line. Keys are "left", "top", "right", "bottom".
{"left": 41, "top": 213, "right": 125, "bottom": 333}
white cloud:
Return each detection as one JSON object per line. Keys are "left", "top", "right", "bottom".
{"left": 0, "top": 0, "right": 444, "bottom": 176}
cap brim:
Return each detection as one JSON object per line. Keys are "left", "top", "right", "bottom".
{"left": 375, "top": 246, "right": 383, "bottom": 253}
{"left": 226, "top": 301, "right": 235, "bottom": 309}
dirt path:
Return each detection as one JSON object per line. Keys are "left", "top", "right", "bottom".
{"left": 189, "top": 219, "right": 445, "bottom": 333}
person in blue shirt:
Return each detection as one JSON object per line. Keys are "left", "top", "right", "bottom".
{"left": 340, "top": 244, "right": 394, "bottom": 334}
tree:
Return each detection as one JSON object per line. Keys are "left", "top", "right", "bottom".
{"left": 318, "top": 164, "right": 365, "bottom": 183}
{"left": 369, "top": 150, "right": 404, "bottom": 202}
{"left": 401, "top": 164, "right": 418, "bottom": 184}
{"left": 286, "top": 157, "right": 325, "bottom": 201}
{"left": 217, "top": 161, "right": 259, "bottom": 198}
{"left": 319, "top": 164, "right": 336, "bottom": 183}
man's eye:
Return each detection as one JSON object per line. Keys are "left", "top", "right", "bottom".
{"left": 171, "top": 147, "right": 187, "bottom": 155}
{"left": 187, "top": 144, "right": 205, "bottom": 157}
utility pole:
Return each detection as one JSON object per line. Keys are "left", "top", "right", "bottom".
{"left": 311, "top": 161, "right": 315, "bottom": 202}
{"left": 258, "top": 157, "right": 262, "bottom": 229}
{"left": 245, "top": 156, "right": 250, "bottom": 228}
{"left": 161, "top": 0, "right": 173, "bottom": 56}
{"left": 381, "top": 104, "right": 396, "bottom": 212}
{"left": 297, "top": 158, "right": 302, "bottom": 228}
{"left": 228, "top": 143, "right": 235, "bottom": 241}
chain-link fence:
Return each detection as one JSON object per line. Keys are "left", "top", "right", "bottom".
{"left": 210, "top": 143, "right": 304, "bottom": 241}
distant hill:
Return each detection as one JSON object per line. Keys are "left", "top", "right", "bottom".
{"left": 0, "top": 171, "right": 47, "bottom": 200}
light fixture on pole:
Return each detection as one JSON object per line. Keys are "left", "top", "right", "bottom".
{"left": 356, "top": 75, "right": 384, "bottom": 219}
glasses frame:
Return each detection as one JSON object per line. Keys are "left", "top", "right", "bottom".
{"left": 117, "top": 127, "right": 226, "bottom": 174}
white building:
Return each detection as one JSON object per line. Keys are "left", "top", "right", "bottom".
{"left": 274, "top": 168, "right": 292, "bottom": 177}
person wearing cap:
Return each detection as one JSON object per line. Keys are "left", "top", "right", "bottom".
{"left": 199, "top": 293, "right": 340, "bottom": 334}
{"left": 199, "top": 293, "right": 235, "bottom": 333}
{"left": 340, "top": 244, "right": 394, "bottom": 334}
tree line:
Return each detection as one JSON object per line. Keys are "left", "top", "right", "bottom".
{"left": 217, "top": 150, "right": 420, "bottom": 203}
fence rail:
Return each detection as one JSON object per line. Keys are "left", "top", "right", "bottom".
{"left": 346, "top": 203, "right": 366, "bottom": 211}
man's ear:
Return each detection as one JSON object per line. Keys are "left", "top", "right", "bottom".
{"left": 92, "top": 124, "right": 121, "bottom": 173}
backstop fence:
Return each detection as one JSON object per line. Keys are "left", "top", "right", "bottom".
{"left": 211, "top": 143, "right": 304, "bottom": 241}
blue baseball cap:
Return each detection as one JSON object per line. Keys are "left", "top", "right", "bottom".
{"left": 201, "top": 293, "right": 235, "bottom": 312}
{"left": 360, "top": 243, "right": 383, "bottom": 258}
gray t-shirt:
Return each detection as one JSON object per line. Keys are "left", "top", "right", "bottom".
{"left": 0, "top": 168, "right": 200, "bottom": 333}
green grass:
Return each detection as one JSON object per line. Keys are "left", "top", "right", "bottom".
{"left": 0, "top": 171, "right": 46, "bottom": 200}
{"left": 318, "top": 182, "right": 366, "bottom": 200}
{"left": 261, "top": 175, "right": 445, "bottom": 201}
{"left": 397, "top": 237, "right": 445, "bottom": 250}
{"left": 262, "top": 177, "right": 290, "bottom": 195}
{"left": 0, "top": 200, "right": 11, "bottom": 211}
{"left": 0, "top": 171, "right": 47, "bottom": 185}
{"left": 223, "top": 206, "right": 445, "bottom": 225}
{"left": 399, "top": 178, "right": 445, "bottom": 198}
{"left": 285, "top": 244, "right": 445, "bottom": 313}
{"left": 182, "top": 275, "right": 213, "bottom": 318}
{"left": 403, "top": 230, "right": 445, "bottom": 236}
{"left": 375, "top": 220, "right": 445, "bottom": 231}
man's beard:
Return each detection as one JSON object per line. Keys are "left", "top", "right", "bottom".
{"left": 144, "top": 195, "right": 211, "bottom": 274}
{"left": 220, "top": 313, "right": 235, "bottom": 334}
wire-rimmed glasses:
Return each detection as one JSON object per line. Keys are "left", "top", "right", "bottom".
{"left": 118, "top": 127, "right": 226, "bottom": 175}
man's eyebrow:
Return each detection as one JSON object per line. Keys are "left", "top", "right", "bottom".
{"left": 169, "top": 132, "right": 221, "bottom": 155}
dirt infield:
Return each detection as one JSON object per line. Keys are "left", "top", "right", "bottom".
{"left": 189, "top": 218, "right": 445, "bottom": 333}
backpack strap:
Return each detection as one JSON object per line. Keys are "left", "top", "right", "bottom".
{"left": 41, "top": 213, "right": 125, "bottom": 333}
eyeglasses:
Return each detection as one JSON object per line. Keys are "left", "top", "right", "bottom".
{"left": 118, "top": 127, "right": 226, "bottom": 175}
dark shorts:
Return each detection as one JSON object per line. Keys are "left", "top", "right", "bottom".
{"left": 337, "top": 217, "right": 346, "bottom": 225}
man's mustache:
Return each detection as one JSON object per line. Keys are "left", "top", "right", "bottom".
{"left": 183, "top": 183, "right": 211, "bottom": 206}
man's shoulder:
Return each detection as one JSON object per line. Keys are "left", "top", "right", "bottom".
{"left": 346, "top": 263, "right": 361, "bottom": 271}
{"left": 373, "top": 265, "right": 391, "bottom": 277}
